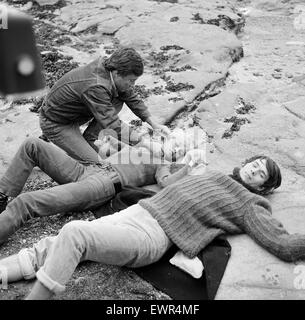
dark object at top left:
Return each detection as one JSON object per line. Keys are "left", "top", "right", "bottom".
{"left": 0, "top": 5, "right": 45, "bottom": 95}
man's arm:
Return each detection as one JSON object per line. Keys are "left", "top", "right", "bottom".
{"left": 243, "top": 201, "right": 305, "bottom": 262}
{"left": 121, "top": 88, "right": 171, "bottom": 136}
{"left": 155, "top": 164, "right": 190, "bottom": 188}
{"left": 120, "top": 88, "right": 151, "bottom": 122}
{"left": 82, "top": 86, "right": 135, "bottom": 144}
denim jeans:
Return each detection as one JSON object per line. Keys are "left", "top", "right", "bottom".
{"left": 17, "top": 204, "right": 172, "bottom": 293}
{"left": 0, "top": 137, "right": 116, "bottom": 244}
{"left": 40, "top": 111, "right": 102, "bottom": 164}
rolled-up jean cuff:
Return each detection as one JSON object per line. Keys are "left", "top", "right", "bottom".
{"left": 18, "top": 249, "right": 36, "bottom": 280}
{"left": 36, "top": 268, "right": 66, "bottom": 294}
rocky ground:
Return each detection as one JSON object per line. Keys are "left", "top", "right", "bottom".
{"left": 0, "top": 0, "right": 305, "bottom": 300}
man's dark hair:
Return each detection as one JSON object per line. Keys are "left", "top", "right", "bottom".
{"left": 104, "top": 47, "right": 144, "bottom": 77}
{"left": 230, "top": 155, "right": 282, "bottom": 195}
{"left": 244, "top": 155, "right": 282, "bottom": 194}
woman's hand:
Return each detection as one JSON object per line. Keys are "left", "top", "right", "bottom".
{"left": 147, "top": 141, "right": 164, "bottom": 158}
{"left": 181, "top": 149, "right": 207, "bottom": 167}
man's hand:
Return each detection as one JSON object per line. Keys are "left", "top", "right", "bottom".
{"left": 153, "top": 123, "right": 171, "bottom": 136}
{"left": 146, "top": 117, "right": 171, "bottom": 136}
{"left": 130, "top": 129, "right": 150, "bottom": 145}
{"left": 181, "top": 149, "right": 207, "bottom": 167}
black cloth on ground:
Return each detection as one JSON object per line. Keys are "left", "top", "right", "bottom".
{"left": 93, "top": 185, "right": 231, "bottom": 300}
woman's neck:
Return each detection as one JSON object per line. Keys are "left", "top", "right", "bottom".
{"left": 229, "top": 167, "right": 261, "bottom": 195}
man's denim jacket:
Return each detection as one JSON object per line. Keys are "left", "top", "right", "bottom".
{"left": 41, "top": 56, "right": 151, "bottom": 141}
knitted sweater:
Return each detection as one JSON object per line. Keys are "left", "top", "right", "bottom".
{"left": 139, "top": 170, "right": 305, "bottom": 262}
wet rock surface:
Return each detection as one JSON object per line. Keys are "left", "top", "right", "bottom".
{"left": 1, "top": 0, "right": 305, "bottom": 300}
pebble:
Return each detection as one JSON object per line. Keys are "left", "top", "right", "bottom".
{"left": 74, "top": 277, "right": 87, "bottom": 285}
{"left": 295, "top": 50, "right": 303, "bottom": 57}
{"left": 293, "top": 74, "right": 305, "bottom": 82}
{"left": 272, "top": 73, "right": 282, "bottom": 79}
{"left": 253, "top": 72, "right": 263, "bottom": 76}
{"left": 286, "top": 41, "right": 305, "bottom": 46}
{"left": 285, "top": 72, "right": 293, "bottom": 78}
{"left": 21, "top": 1, "right": 33, "bottom": 11}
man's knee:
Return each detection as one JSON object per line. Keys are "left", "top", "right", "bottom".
{"left": 61, "top": 220, "right": 84, "bottom": 232}
{"left": 22, "top": 137, "right": 46, "bottom": 158}
{"left": 9, "top": 193, "right": 35, "bottom": 219}
{"left": 22, "top": 137, "right": 41, "bottom": 151}
{"left": 59, "top": 221, "right": 88, "bottom": 247}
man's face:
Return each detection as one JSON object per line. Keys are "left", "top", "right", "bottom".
{"left": 239, "top": 158, "right": 269, "bottom": 189}
{"left": 112, "top": 71, "right": 138, "bottom": 92}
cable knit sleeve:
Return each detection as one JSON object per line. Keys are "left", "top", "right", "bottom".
{"left": 243, "top": 201, "right": 305, "bottom": 262}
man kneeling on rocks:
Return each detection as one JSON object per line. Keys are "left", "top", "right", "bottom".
{"left": 2, "top": 154, "right": 301, "bottom": 301}
{"left": 39, "top": 46, "right": 170, "bottom": 164}
{"left": 0, "top": 127, "right": 205, "bottom": 245}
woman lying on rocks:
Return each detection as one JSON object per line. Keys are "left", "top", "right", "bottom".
{"left": 0, "top": 128, "right": 205, "bottom": 245}
{"left": 2, "top": 153, "right": 301, "bottom": 301}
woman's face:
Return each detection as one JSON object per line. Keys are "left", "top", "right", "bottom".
{"left": 162, "top": 138, "right": 184, "bottom": 161}
{"left": 239, "top": 158, "right": 269, "bottom": 189}
{"left": 144, "top": 139, "right": 182, "bottom": 161}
